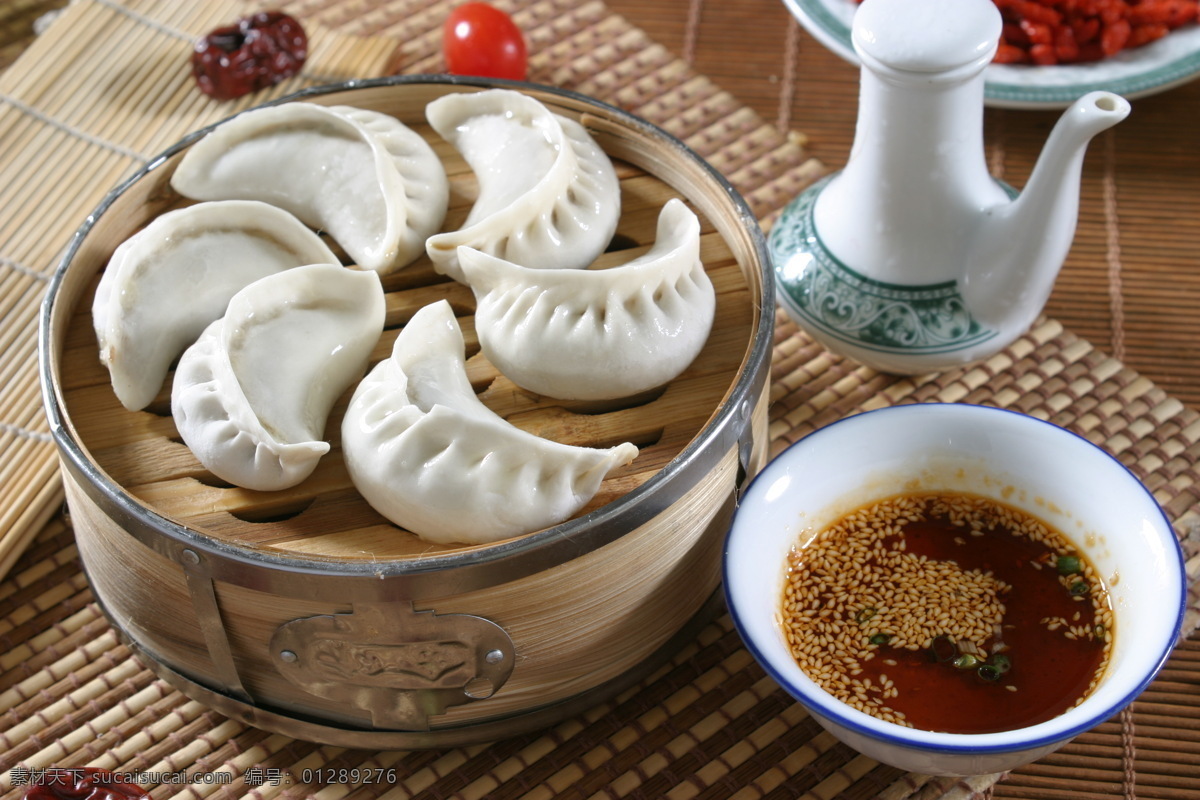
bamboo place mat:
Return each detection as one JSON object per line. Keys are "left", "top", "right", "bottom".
{"left": 0, "top": 1, "right": 1198, "bottom": 798}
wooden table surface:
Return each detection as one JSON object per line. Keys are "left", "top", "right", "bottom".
{"left": 609, "top": 0, "right": 1200, "bottom": 412}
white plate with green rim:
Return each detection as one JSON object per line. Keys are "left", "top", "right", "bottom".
{"left": 784, "top": 0, "right": 1200, "bottom": 109}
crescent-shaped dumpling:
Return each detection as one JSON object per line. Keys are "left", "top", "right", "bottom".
{"left": 458, "top": 199, "right": 716, "bottom": 401}
{"left": 341, "top": 300, "right": 639, "bottom": 545}
{"left": 172, "top": 263, "right": 386, "bottom": 492}
{"left": 424, "top": 89, "right": 620, "bottom": 282}
{"left": 169, "top": 102, "right": 449, "bottom": 274}
{"left": 92, "top": 199, "right": 342, "bottom": 411}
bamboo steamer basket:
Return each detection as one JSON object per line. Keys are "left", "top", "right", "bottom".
{"left": 39, "top": 76, "right": 774, "bottom": 748}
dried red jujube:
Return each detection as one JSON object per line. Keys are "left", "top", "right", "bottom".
{"left": 192, "top": 11, "right": 308, "bottom": 100}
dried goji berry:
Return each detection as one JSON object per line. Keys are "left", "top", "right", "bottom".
{"left": 995, "top": 41, "right": 1031, "bottom": 62}
{"left": 1129, "top": 0, "right": 1199, "bottom": 27}
{"left": 1098, "top": 0, "right": 1126, "bottom": 25}
{"left": 1128, "top": 21, "right": 1171, "bottom": 45}
{"left": 1003, "top": 22, "right": 1031, "bottom": 44}
{"left": 1015, "top": 0, "right": 1064, "bottom": 25}
{"left": 1021, "top": 18, "right": 1056, "bottom": 43}
{"left": 1030, "top": 42, "right": 1060, "bottom": 63}
{"left": 1072, "top": 17, "right": 1101, "bottom": 44}
{"left": 1100, "top": 17, "right": 1132, "bottom": 54}
{"left": 1055, "top": 24, "right": 1081, "bottom": 60}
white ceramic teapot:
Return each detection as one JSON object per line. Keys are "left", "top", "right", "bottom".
{"left": 770, "top": 0, "right": 1130, "bottom": 374}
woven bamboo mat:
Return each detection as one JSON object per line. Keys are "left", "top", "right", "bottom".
{"left": 0, "top": 0, "right": 1198, "bottom": 798}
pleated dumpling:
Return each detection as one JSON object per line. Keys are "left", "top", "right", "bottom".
{"left": 172, "top": 264, "right": 386, "bottom": 492}
{"left": 92, "top": 200, "right": 342, "bottom": 411}
{"left": 424, "top": 89, "right": 620, "bottom": 282}
{"left": 169, "top": 102, "right": 448, "bottom": 273}
{"left": 459, "top": 199, "right": 715, "bottom": 401}
{"left": 341, "top": 300, "right": 639, "bottom": 545}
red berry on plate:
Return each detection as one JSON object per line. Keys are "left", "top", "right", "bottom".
{"left": 443, "top": 3, "right": 528, "bottom": 81}
{"left": 192, "top": 11, "right": 308, "bottom": 101}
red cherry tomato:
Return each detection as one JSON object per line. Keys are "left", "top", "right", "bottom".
{"left": 443, "top": 3, "right": 528, "bottom": 81}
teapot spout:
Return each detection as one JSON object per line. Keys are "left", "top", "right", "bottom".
{"left": 962, "top": 91, "right": 1130, "bottom": 330}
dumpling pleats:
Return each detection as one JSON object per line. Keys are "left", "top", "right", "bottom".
{"left": 424, "top": 89, "right": 620, "bottom": 282}
{"left": 172, "top": 264, "right": 386, "bottom": 491}
{"left": 341, "top": 300, "right": 639, "bottom": 545}
{"left": 92, "top": 200, "right": 342, "bottom": 411}
{"left": 459, "top": 198, "right": 716, "bottom": 400}
{"left": 169, "top": 102, "right": 448, "bottom": 273}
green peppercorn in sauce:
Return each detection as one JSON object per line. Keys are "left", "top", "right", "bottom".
{"left": 780, "top": 492, "right": 1112, "bottom": 734}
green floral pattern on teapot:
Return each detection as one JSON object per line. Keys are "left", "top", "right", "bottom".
{"left": 770, "top": 176, "right": 999, "bottom": 358}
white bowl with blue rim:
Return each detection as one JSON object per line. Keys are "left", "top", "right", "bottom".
{"left": 724, "top": 403, "right": 1186, "bottom": 775}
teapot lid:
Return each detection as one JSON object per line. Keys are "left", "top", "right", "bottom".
{"left": 852, "top": 0, "right": 1001, "bottom": 74}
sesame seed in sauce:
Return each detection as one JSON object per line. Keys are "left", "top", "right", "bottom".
{"left": 780, "top": 492, "right": 1112, "bottom": 732}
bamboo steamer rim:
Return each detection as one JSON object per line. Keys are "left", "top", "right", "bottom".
{"left": 40, "top": 75, "right": 774, "bottom": 600}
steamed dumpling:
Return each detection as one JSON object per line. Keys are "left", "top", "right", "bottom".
{"left": 172, "top": 264, "right": 386, "bottom": 492}
{"left": 170, "top": 102, "right": 448, "bottom": 273}
{"left": 459, "top": 199, "right": 715, "bottom": 400}
{"left": 425, "top": 89, "right": 620, "bottom": 282}
{"left": 92, "top": 200, "right": 342, "bottom": 411}
{"left": 341, "top": 300, "right": 639, "bottom": 545}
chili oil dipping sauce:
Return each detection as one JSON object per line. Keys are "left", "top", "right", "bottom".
{"left": 723, "top": 403, "right": 1185, "bottom": 776}
{"left": 780, "top": 492, "right": 1112, "bottom": 734}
